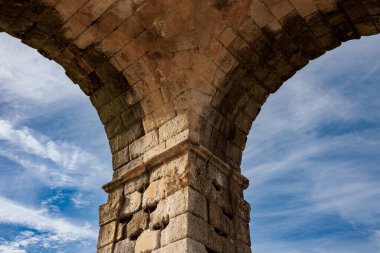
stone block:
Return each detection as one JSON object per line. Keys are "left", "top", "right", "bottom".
{"left": 97, "top": 244, "right": 112, "bottom": 253}
{"left": 135, "top": 229, "right": 161, "bottom": 253}
{"left": 109, "top": 122, "right": 144, "bottom": 153}
{"left": 232, "top": 196, "right": 251, "bottom": 222}
{"left": 112, "top": 146, "right": 129, "bottom": 170}
{"left": 97, "top": 221, "right": 116, "bottom": 248}
{"left": 207, "top": 162, "right": 228, "bottom": 190}
{"left": 114, "top": 238, "right": 136, "bottom": 253}
{"left": 236, "top": 242, "right": 252, "bottom": 253}
{"left": 129, "top": 130, "right": 159, "bottom": 160}
{"left": 105, "top": 115, "right": 124, "bottom": 139}
{"left": 126, "top": 210, "right": 149, "bottom": 239}
{"left": 206, "top": 224, "right": 223, "bottom": 253}
{"left": 235, "top": 217, "right": 251, "bottom": 246}
{"left": 123, "top": 58, "right": 150, "bottom": 85}
{"left": 99, "top": 202, "right": 118, "bottom": 225}
{"left": 289, "top": 0, "right": 317, "bottom": 17}
{"left": 141, "top": 89, "right": 165, "bottom": 115}
{"left": 226, "top": 142, "right": 243, "bottom": 165}
{"left": 124, "top": 173, "right": 149, "bottom": 195}
{"left": 209, "top": 201, "right": 235, "bottom": 238}
{"left": 158, "top": 114, "right": 189, "bottom": 143}
{"left": 264, "top": 0, "right": 294, "bottom": 19}
{"left": 143, "top": 142, "right": 167, "bottom": 163}
{"left": 152, "top": 238, "right": 207, "bottom": 253}
{"left": 100, "top": 187, "right": 123, "bottom": 225}
{"left": 150, "top": 187, "right": 208, "bottom": 229}
{"left": 142, "top": 180, "right": 165, "bottom": 209}
{"left": 214, "top": 48, "right": 236, "bottom": 73}
{"left": 116, "top": 222, "right": 125, "bottom": 241}
{"left": 120, "top": 191, "right": 142, "bottom": 218}
{"left": 219, "top": 27, "right": 237, "bottom": 47}
{"left": 250, "top": 0, "right": 275, "bottom": 28}
{"left": 165, "top": 129, "right": 190, "bottom": 150}
{"left": 56, "top": 0, "right": 88, "bottom": 21}
{"left": 161, "top": 212, "right": 208, "bottom": 247}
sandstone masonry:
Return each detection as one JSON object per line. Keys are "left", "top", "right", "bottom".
{"left": 0, "top": 0, "right": 379, "bottom": 252}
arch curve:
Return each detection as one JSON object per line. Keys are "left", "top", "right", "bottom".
{"left": 207, "top": 0, "right": 380, "bottom": 169}
{"left": 0, "top": 0, "right": 145, "bottom": 158}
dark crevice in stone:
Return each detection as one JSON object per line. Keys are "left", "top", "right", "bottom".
{"left": 119, "top": 215, "right": 133, "bottom": 224}
{"left": 212, "top": 179, "right": 222, "bottom": 192}
{"left": 214, "top": 227, "right": 228, "bottom": 238}
{"left": 152, "top": 216, "right": 169, "bottom": 231}
{"left": 222, "top": 208, "right": 233, "bottom": 221}
{"left": 205, "top": 247, "right": 218, "bottom": 253}
{"left": 144, "top": 204, "right": 157, "bottom": 214}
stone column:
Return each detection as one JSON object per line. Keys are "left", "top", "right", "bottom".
{"left": 97, "top": 114, "right": 251, "bottom": 253}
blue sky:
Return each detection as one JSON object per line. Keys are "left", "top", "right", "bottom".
{"left": 0, "top": 32, "right": 379, "bottom": 253}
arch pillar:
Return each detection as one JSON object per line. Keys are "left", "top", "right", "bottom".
{"left": 99, "top": 113, "right": 251, "bottom": 253}
{"left": 0, "top": 0, "right": 379, "bottom": 252}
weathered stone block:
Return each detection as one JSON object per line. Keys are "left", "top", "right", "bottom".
{"left": 152, "top": 238, "right": 207, "bottom": 253}
{"left": 97, "top": 244, "right": 112, "bottom": 253}
{"left": 100, "top": 187, "right": 123, "bottom": 225}
{"left": 142, "top": 180, "right": 165, "bottom": 209}
{"left": 124, "top": 173, "right": 149, "bottom": 195}
{"left": 129, "top": 130, "right": 159, "bottom": 160}
{"left": 120, "top": 191, "right": 142, "bottom": 218}
{"left": 114, "top": 238, "right": 136, "bottom": 253}
{"left": 161, "top": 212, "right": 208, "bottom": 247}
{"left": 112, "top": 146, "right": 129, "bottom": 169}
{"left": 150, "top": 187, "right": 207, "bottom": 229}
{"left": 126, "top": 210, "right": 149, "bottom": 239}
{"left": 209, "top": 201, "right": 235, "bottom": 238}
{"left": 135, "top": 229, "right": 161, "bottom": 253}
{"left": 235, "top": 217, "right": 251, "bottom": 246}
{"left": 158, "top": 113, "right": 189, "bottom": 143}
{"left": 116, "top": 222, "right": 125, "bottom": 241}
{"left": 97, "top": 221, "right": 116, "bottom": 248}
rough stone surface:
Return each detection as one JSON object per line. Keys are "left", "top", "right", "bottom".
{"left": 2, "top": 1, "right": 379, "bottom": 252}
{"left": 97, "top": 221, "right": 116, "bottom": 248}
{"left": 152, "top": 238, "right": 208, "bottom": 253}
{"left": 150, "top": 187, "right": 207, "bottom": 229}
{"left": 126, "top": 210, "right": 149, "bottom": 239}
{"left": 120, "top": 191, "right": 142, "bottom": 218}
{"left": 135, "top": 229, "right": 161, "bottom": 253}
{"left": 161, "top": 212, "right": 208, "bottom": 247}
{"left": 114, "top": 238, "right": 136, "bottom": 253}
{"left": 142, "top": 180, "right": 165, "bottom": 209}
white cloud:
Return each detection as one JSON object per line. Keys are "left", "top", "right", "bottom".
{"left": 244, "top": 35, "right": 380, "bottom": 252}
{"left": 0, "top": 230, "right": 95, "bottom": 253}
{"left": 0, "top": 196, "right": 97, "bottom": 239}
{"left": 71, "top": 192, "right": 90, "bottom": 209}
{"left": 0, "top": 119, "right": 109, "bottom": 189}
{"left": 0, "top": 33, "right": 82, "bottom": 106}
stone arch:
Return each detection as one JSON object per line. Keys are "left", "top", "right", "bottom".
{"left": 208, "top": 0, "right": 380, "bottom": 171}
{"left": 0, "top": 0, "right": 146, "bottom": 161}
{"left": 1, "top": 0, "right": 379, "bottom": 252}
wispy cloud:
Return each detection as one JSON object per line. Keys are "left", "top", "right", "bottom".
{"left": 0, "top": 34, "right": 81, "bottom": 106}
{"left": 0, "top": 119, "right": 109, "bottom": 189}
{"left": 244, "top": 35, "right": 380, "bottom": 252}
{"left": 0, "top": 196, "right": 96, "bottom": 239}
{"left": 0, "top": 230, "right": 95, "bottom": 253}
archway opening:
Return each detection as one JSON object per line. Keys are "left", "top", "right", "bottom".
{"left": 243, "top": 34, "right": 380, "bottom": 252}
{"left": 0, "top": 33, "right": 111, "bottom": 252}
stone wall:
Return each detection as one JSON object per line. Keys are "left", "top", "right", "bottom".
{"left": 0, "top": 0, "right": 379, "bottom": 252}
{"left": 99, "top": 141, "right": 250, "bottom": 253}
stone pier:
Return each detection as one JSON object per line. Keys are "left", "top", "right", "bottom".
{"left": 0, "top": 0, "right": 379, "bottom": 252}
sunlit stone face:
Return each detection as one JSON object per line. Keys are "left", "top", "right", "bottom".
{"left": 0, "top": 0, "right": 379, "bottom": 252}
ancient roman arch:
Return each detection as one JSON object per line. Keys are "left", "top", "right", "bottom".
{"left": 0, "top": 0, "right": 379, "bottom": 252}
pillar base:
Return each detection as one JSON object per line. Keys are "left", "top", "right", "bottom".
{"left": 98, "top": 136, "right": 251, "bottom": 253}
